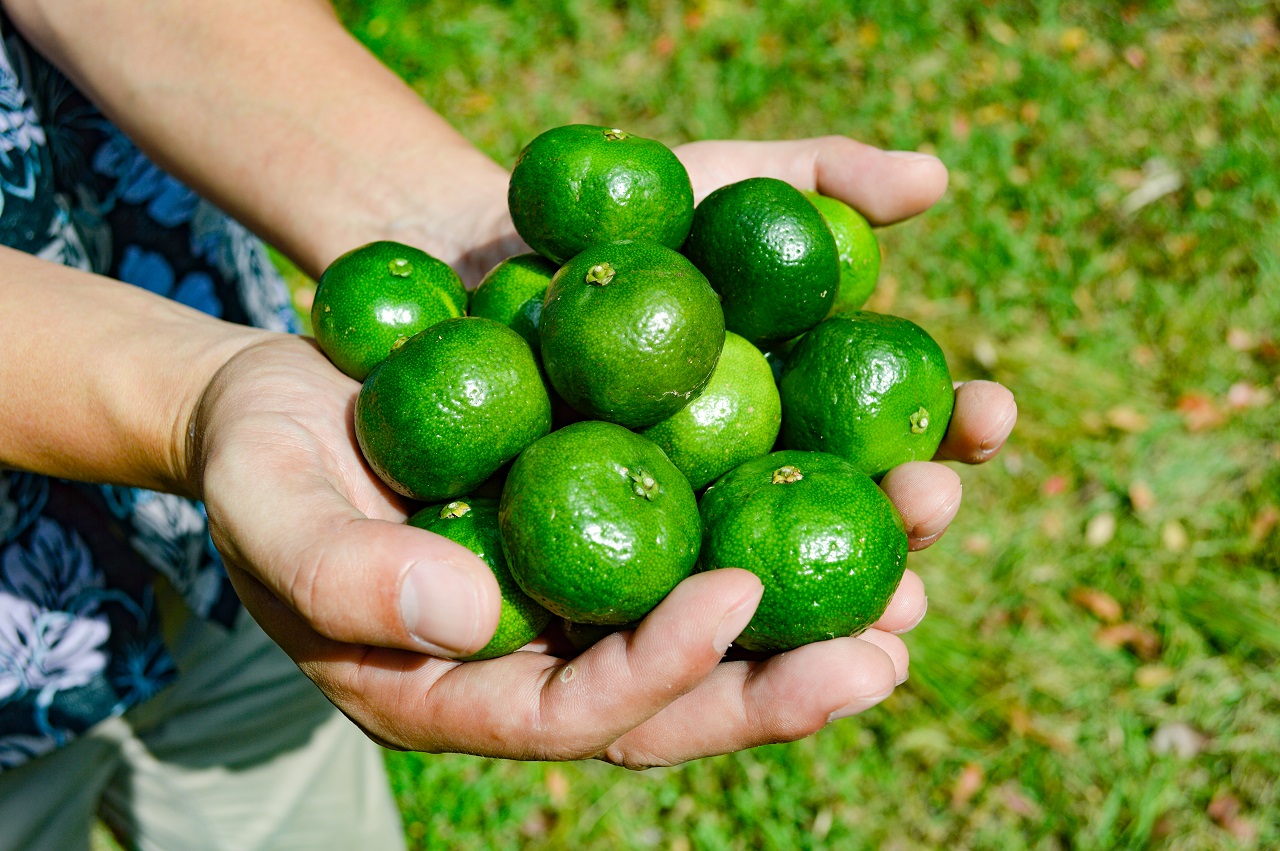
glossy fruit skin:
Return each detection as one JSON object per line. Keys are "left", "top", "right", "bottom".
{"left": 699, "top": 450, "right": 908, "bottom": 652}
{"left": 682, "top": 177, "right": 839, "bottom": 347}
{"left": 779, "top": 311, "right": 954, "bottom": 480}
{"left": 508, "top": 124, "right": 695, "bottom": 265}
{"left": 540, "top": 241, "right": 725, "bottom": 429}
{"left": 355, "top": 317, "right": 552, "bottom": 502}
{"left": 468, "top": 253, "right": 558, "bottom": 351}
{"left": 499, "top": 421, "right": 701, "bottom": 625}
{"left": 640, "top": 331, "right": 781, "bottom": 490}
{"left": 312, "top": 240, "right": 467, "bottom": 380}
{"left": 408, "top": 498, "right": 551, "bottom": 661}
{"left": 802, "top": 192, "right": 881, "bottom": 316}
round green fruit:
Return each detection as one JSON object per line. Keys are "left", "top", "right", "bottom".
{"left": 802, "top": 191, "right": 881, "bottom": 315}
{"left": 408, "top": 498, "right": 551, "bottom": 661}
{"left": 779, "top": 311, "right": 954, "bottom": 480}
{"left": 468, "top": 253, "right": 558, "bottom": 351}
{"left": 540, "top": 241, "right": 725, "bottom": 429}
{"left": 699, "top": 450, "right": 908, "bottom": 652}
{"left": 312, "top": 241, "right": 467, "bottom": 380}
{"left": 640, "top": 331, "right": 781, "bottom": 490}
{"left": 508, "top": 124, "right": 694, "bottom": 265}
{"left": 683, "top": 177, "right": 839, "bottom": 347}
{"left": 499, "top": 421, "right": 701, "bottom": 625}
{"left": 355, "top": 317, "right": 551, "bottom": 501}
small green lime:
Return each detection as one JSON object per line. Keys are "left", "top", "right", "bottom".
{"left": 803, "top": 192, "right": 881, "bottom": 315}
{"left": 699, "top": 450, "right": 908, "bottom": 652}
{"left": 468, "top": 253, "right": 558, "bottom": 350}
{"left": 499, "top": 421, "right": 701, "bottom": 625}
{"left": 508, "top": 124, "right": 695, "bottom": 264}
{"left": 540, "top": 241, "right": 725, "bottom": 429}
{"left": 682, "top": 177, "right": 839, "bottom": 347}
{"left": 355, "top": 317, "right": 551, "bottom": 501}
{"left": 312, "top": 241, "right": 467, "bottom": 380}
{"left": 640, "top": 331, "right": 781, "bottom": 490}
{"left": 779, "top": 311, "right": 954, "bottom": 480}
{"left": 408, "top": 499, "right": 551, "bottom": 660}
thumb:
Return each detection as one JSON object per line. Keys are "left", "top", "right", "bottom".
{"left": 212, "top": 483, "right": 501, "bottom": 658}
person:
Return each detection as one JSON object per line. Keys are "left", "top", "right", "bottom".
{"left": 0, "top": 1, "right": 1018, "bottom": 848}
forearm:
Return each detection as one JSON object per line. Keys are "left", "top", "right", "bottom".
{"left": 0, "top": 247, "right": 268, "bottom": 494}
{"left": 2, "top": 0, "right": 514, "bottom": 280}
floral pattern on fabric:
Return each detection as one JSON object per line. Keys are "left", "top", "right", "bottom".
{"left": 0, "top": 15, "right": 299, "bottom": 770}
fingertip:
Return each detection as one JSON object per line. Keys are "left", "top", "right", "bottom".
{"left": 936, "top": 380, "right": 1018, "bottom": 464}
{"left": 398, "top": 536, "right": 502, "bottom": 658}
{"left": 875, "top": 569, "right": 927, "bottom": 635}
{"left": 880, "top": 461, "right": 963, "bottom": 551}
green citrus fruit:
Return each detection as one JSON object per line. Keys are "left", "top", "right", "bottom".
{"left": 468, "top": 253, "right": 558, "bottom": 350}
{"left": 802, "top": 191, "right": 881, "bottom": 315}
{"left": 779, "top": 311, "right": 954, "bottom": 480}
{"left": 640, "top": 331, "right": 781, "bottom": 490}
{"left": 508, "top": 124, "right": 695, "bottom": 264}
{"left": 682, "top": 177, "right": 839, "bottom": 347}
{"left": 408, "top": 498, "right": 551, "bottom": 661}
{"left": 499, "top": 421, "right": 701, "bottom": 625}
{"left": 355, "top": 317, "right": 551, "bottom": 501}
{"left": 698, "top": 450, "right": 908, "bottom": 652}
{"left": 540, "top": 241, "right": 725, "bottom": 429}
{"left": 312, "top": 241, "right": 467, "bottom": 380}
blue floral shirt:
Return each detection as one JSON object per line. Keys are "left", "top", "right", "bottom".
{"left": 0, "top": 16, "right": 299, "bottom": 770}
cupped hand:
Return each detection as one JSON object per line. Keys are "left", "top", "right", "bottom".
{"left": 193, "top": 135, "right": 1015, "bottom": 768}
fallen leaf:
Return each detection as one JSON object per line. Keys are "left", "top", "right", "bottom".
{"left": 1096, "top": 623, "right": 1162, "bottom": 660}
{"left": 1134, "top": 664, "right": 1175, "bottom": 689}
{"left": 1128, "top": 480, "right": 1157, "bottom": 513}
{"left": 1176, "top": 392, "right": 1228, "bottom": 432}
{"left": 1250, "top": 505, "right": 1279, "bottom": 544}
{"left": 545, "top": 768, "right": 570, "bottom": 807}
{"left": 1162, "top": 520, "right": 1189, "bottom": 552}
{"left": 963, "top": 534, "right": 992, "bottom": 555}
{"left": 1226, "top": 327, "right": 1256, "bottom": 351}
{"left": 1208, "top": 793, "right": 1258, "bottom": 842}
{"left": 1000, "top": 783, "right": 1042, "bottom": 818}
{"left": 1150, "top": 721, "right": 1208, "bottom": 758}
{"left": 1085, "top": 512, "right": 1117, "bottom": 548}
{"left": 1123, "top": 45, "right": 1147, "bottom": 68}
{"left": 1106, "top": 406, "right": 1149, "bottom": 433}
{"left": 1227, "top": 382, "right": 1272, "bottom": 411}
{"left": 951, "top": 763, "right": 985, "bottom": 809}
{"left": 1042, "top": 475, "right": 1069, "bottom": 497}
{"left": 1071, "top": 587, "right": 1123, "bottom": 623}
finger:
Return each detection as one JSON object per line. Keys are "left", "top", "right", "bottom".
{"left": 675, "top": 136, "right": 948, "bottom": 225}
{"left": 211, "top": 464, "right": 502, "bottom": 658}
{"left": 253, "top": 568, "right": 766, "bottom": 759}
{"left": 603, "top": 634, "right": 901, "bottom": 768}
{"left": 934, "top": 380, "right": 1018, "bottom": 464}
{"left": 873, "top": 568, "right": 927, "bottom": 635}
{"left": 879, "top": 461, "right": 962, "bottom": 551}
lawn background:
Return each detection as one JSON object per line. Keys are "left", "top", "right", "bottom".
{"left": 294, "top": 2, "right": 1278, "bottom": 848}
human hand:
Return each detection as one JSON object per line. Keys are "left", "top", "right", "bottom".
{"left": 192, "top": 136, "right": 1014, "bottom": 768}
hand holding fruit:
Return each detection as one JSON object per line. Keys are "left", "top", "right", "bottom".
{"left": 191, "top": 133, "right": 1015, "bottom": 767}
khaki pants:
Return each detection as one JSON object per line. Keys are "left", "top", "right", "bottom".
{"left": 0, "top": 582, "right": 406, "bottom": 851}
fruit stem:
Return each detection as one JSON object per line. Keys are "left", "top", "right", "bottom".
{"left": 439, "top": 501, "right": 471, "bottom": 519}
{"left": 772, "top": 466, "right": 804, "bottom": 484}
{"left": 603, "top": 128, "right": 630, "bottom": 141}
{"left": 910, "top": 407, "right": 931, "bottom": 435}
{"left": 628, "top": 468, "right": 660, "bottom": 500}
{"left": 388, "top": 257, "right": 413, "bottom": 278}
{"left": 585, "top": 262, "right": 617, "bottom": 286}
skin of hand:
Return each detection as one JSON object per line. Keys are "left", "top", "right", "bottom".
{"left": 0, "top": 0, "right": 1018, "bottom": 766}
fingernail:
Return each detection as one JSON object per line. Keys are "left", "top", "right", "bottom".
{"left": 886, "top": 150, "right": 940, "bottom": 163}
{"left": 713, "top": 586, "right": 763, "bottom": 655}
{"left": 827, "top": 688, "right": 895, "bottom": 722}
{"left": 891, "top": 596, "right": 928, "bottom": 635}
{"left": 978, "top": 406, "right": 1018, "bottom": 456}
{"left": 400, "top": 559, "right": 481, "bottom": 656}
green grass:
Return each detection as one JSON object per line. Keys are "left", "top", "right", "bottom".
{"left": 317, "top": 2, "right": 1279, "bottom": 848}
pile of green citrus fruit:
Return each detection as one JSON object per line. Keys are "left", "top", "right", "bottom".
{"left": 312, "top": 124, "right": 957, "bottom": 656}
